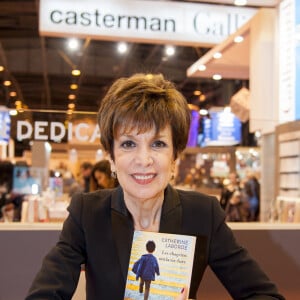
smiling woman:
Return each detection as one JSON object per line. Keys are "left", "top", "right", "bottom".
{"left": 98, "top": 73, "right": 190, "bottom": 161}
{"left": 25, "top": 73, "right": 285, "bottom": 300}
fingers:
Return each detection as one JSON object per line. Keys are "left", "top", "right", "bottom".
{"left": 174, "top": 286, "right": 188, "bottom": 300}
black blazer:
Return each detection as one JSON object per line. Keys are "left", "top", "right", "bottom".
{"left": 26, "top": 185, "right": 284, "bottom": 300}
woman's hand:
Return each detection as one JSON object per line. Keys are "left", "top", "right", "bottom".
{"left": 174, "top": 287, "right": 188, "bottom": 300}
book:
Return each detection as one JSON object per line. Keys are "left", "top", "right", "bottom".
{"left": 124, "top": 230, "right": 196, "bottom": 300}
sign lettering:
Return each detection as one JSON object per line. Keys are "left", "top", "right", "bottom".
{"left": 39, "top": 0, "right": 257, "bottom": 46}
{"left": 16, "top": 120, "right": 100, "bottom": 143}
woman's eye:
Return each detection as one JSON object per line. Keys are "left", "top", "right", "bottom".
{"left": 152, "top": 140, "right": 167, "bottom": 148}
{"left": 120, "top": 140, "right": 136, "bottom": 148}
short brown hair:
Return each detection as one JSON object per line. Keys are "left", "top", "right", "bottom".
{"left": 98, "top": 73, "right": 191, "bottom": 160}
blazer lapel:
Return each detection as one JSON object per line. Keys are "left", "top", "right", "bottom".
{"left": 111, "top": 187, "right": 134, "bottom": 282}
{"left": 159, "top": 185, "right": 182, "bottom": 234}
{"left": 110, "top": 185, "right": 183, "bottom": 282}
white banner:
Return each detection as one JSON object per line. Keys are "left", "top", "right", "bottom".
{"left": 16, "top": 120, "right": 100, "bottom": 144}
{"left": 39, "top": 0, "right": 257, "bottom": 46}
{"left": 0, "top": 106, "right": 11, "bottom": 144}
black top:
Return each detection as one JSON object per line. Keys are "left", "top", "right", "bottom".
{"left": 25, "top": 185, "right": 285, "bottom": 300}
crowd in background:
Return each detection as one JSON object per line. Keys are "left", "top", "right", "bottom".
{"left": 220, "top": 171, "right": 260, "bottom": 222}
{"left": 0, "top": 159, "right": 119, "bottom": 222}
{"left": 78, "top": 159, "right": 119, "bottom": 193}
{"left": 1, "top": 158, "right": 259, "bottom": 222}
{"left": 68, "top": 161, "right": 261, "bottom": 222}
{"left": 60, "top": 159, "right": 119, "bottom": 196}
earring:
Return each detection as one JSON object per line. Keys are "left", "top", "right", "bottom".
{"left": 111, "top": 171, "right": 117, "bottom": 179}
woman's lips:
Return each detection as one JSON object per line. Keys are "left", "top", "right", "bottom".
{"left": 131, "top": 173, "right": 156, "bottom": 184}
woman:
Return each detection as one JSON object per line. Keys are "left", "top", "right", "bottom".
{"left": 219, "top": 172, "right": 241, "bottom": 210}
{"left": 25, "top": 74, "right": 284, "bottom": 300}
{"left": 220, "top": 172, "right": 249, "bottom": 222}
{"left": 90, "top": 159, "right": 119, "bottom": 191}
{"left": 225, "top": 189, "right": 249, "bottom": 222}
{"left": 243, "top": 171, "right": 260, "bottom": 221}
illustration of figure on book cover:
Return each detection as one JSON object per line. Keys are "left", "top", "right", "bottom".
{"left": 124, "top": 231, "right": 196, "bottom": 300}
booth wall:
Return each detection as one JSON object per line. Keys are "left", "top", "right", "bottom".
{"left": 0, "top": 223, "right": 299, "bottom": 300}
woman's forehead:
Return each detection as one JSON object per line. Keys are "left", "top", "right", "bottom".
{"left": 115, "top": 123, "right": 171, "bottom": 137}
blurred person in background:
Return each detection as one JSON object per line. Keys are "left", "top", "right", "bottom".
{"left": 243, "top": 170, "right": 260, "bottom": 221}
{"left": 224, "top": 188, "right": 249, "bottom": 222}
{"left": 79, "top": 161, "right": 93, "bottom": 193}
{"left": 220, "top": 172, "right": 250, "bottom": 222}
{"left": 90, "top": 159, "right": 119, "bottom": 191}
{"left": 0, "top": 182, "right": 8, "bottom": 221}
{"left": 219, "top": 172, "right": 242, "bottom": 210}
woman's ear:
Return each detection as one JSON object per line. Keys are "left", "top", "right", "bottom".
{"left": 107, "top": 155, "right": 116, "bottom": 172}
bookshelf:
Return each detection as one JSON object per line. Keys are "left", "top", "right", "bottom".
{"left": 275, "top": 121, "right": 300, "bottom": 222}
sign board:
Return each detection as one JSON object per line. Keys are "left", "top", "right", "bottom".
{"left": 202, "top": 109, "right": 241, "bottom": 146}
{"left": 187, "top": 110, "right": 200, "bottom": 147}
{"left": 278, "top": 0, "right": 300, "bottom": 122}
{"left": 39, "top": 0, "right": 257, "bottom": 46}
{"left": 15, "top": 119, "right": 100, "bottom": 144}
{"left": 278, "top": 0, "right": 295, "bottom": 123}
{"left": 0, "top": 108, "right": 11, "bottom": 144}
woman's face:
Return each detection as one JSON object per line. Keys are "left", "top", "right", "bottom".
{"left": 94, "top": 170, "right": 110, "bottom": 189}
{"left": 110, "top": 125, "right": 175, "bottom": 204}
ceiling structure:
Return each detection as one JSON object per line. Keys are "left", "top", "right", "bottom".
{"left": 187, "top": 19, "right": 251, "bottom": 80}
{"left": 0, "top": 0, "right": 280, "bottom": 115}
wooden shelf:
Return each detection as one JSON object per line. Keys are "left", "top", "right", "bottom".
{"left": 275, "top": 113, "right": 300, "bottom": 206}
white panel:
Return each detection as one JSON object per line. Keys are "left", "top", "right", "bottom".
{"left": 39, "top": 0, "right": 257, "bottom": 46}
{"left": 249, "top": 9, "right": 278, "bottom": 134}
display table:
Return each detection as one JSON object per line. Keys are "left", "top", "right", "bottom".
{"left": 0, "top": 222, "right": 299, "bottom": 300}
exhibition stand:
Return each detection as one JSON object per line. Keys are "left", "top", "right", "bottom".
{"left": 0, "top": 222, "right": 299, "bottom": 300}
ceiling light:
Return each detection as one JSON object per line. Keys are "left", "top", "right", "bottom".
{"left": 70, "top": 83, "right": 78, "bottom": 90}
{"left": 165, "top": 45, "right": 175, "bottom": 56}
{"left": 213, "top": 52, "right": 222, "bottom": 59}
{"left": 234, "top": 36, "right": 244, "bottom": 43}
{"left": 198, "top": 65, "right": 206, "bottom": 71}
{"left": 234, "top": 0, "right": 247, "bottom": 6}
{"left": 3, "top": 80, "right": 12, "bottom": 86}
{"left": 193, "top": 90, "right": 201, "bottom": 96}
{"left": 68, "top": 94, "right": 76, "bottom": 100}
{"left": 68, "top": 103, "right": 75, "bottom": 109}
{"left": 0, "top": 66, "right": 4, "bottom": 72}
{"left": 199, "top": 109, "right": 208, "bottom": 116}
{"left": 199, "top": 94, "right": 206, "bottom": 102}
{"left": 15, "top": 100, "right": 22, "bottom": 106}
{"left": 71, "top": 69, "right": 81, "bottom": 76}
{"left": 212, "top": 74, "right": 222, "bottom": 80}
{"left": 9, "top": 109, "right": 18, "bottom": 116}
{"left": 67, "top": 38, "right": 80, "bottom": 51}
{"left": 9, "top": 91, "right": 17, "bottom": 97}
{"left": 117, "top": 42, "right": 128, "bottom": 54}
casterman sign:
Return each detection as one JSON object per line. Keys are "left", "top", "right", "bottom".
{"left": 39, "top": 0, "right": 257, "bottom": 46}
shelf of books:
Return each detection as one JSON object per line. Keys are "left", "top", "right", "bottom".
{"left": 275, "top": 120, "right": 300, "bottom": 222}
{"left": 275, "top": 196, "right": 300, "bottom": 223}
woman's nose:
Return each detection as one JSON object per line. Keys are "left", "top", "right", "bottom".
{"left": 134, "top": 147, "right": 154, "bottom": 166}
